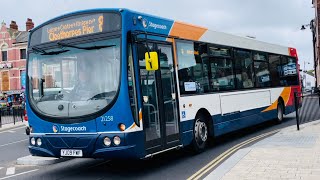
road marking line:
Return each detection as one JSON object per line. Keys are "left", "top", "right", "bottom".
{"left": 0, "top": 169, "right": 38, "bottom": 180}
{"left": 0, "top": 126, "right": 25, "bottom": 134}
{"left": 188, "top": 129, "right": 280, "bottom": 180}
{"left": 0, "top": 167, "right": 3, "bottom": 170}
{"left": 0, "top": 139, "right": 28, "bottom": 148}
{"left": 5, "top": 167, "right": 15, "bottom": 175}
{"left": 7, "top": 130, "right": 15, "bottom": 133}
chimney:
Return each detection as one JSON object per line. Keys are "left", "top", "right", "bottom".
{"left": 10, "top": 21, "right": 18, "bottom": 30}
{"left": 26, "top": 18, "right": 34, "bottom": 31}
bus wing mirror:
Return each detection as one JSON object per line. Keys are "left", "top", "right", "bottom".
{"left": 145, "top": 52, "right": 159, "bottom": 71}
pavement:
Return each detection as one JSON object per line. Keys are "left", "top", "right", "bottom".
{"left": 205, "top": 120, "right": 320, "bottom": 180}
{"left": 0, "top": 121, "right": 24, "bottom": 131}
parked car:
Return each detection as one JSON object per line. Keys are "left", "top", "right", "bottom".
{"left": 312, "top": 87, "right": 318, "bottom": 94}
{"left": 304, "top": 88, "right": 312, "bottom": 93}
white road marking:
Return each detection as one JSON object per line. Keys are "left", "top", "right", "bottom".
{"left": 0, "top": 169, "right": 38, "bottom": 180}
{"left": 0, "top": 167, "right": 3, "bottom": 170}
{"left": 7, "top": 130, "right": 15, "bottom": 133}
{"left": 0, "top": 139, "right": 28, "bottom": 148}
{"left": 5, "top": 167, "right": 15, "bottom": 175}
{"left": 0, "top": 126, "right": 25, "bottom": 134}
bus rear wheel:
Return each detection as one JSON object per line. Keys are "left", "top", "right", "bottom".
{"left": 192, "top": 115, "right": 208, "bottom": 153}
{"left": 276, "top": 101, "right": 284, "bottom": 123}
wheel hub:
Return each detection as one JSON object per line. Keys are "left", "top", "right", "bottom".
{"left": 194, "top": 120, "right": 208, "bottom": 145}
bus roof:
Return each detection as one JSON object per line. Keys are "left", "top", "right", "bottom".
{"left": 30, "top": 8, "right": 294, "bottom": 57}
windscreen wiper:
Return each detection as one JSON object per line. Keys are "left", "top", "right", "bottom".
{"left": 32, "top": 47, "right": 46, "bottom": 54}
{"left": 57, "top": 42, "right": 116, "bottom": 50}
{"left": 32, "top": 46, "right": 69, "bottom": 55}
{"left": 41, "top": 49, "right": 69, "bottom": 55}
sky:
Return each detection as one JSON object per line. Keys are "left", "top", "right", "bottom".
{"left": 1, "top": 0, "right": 315, "bottom": 70}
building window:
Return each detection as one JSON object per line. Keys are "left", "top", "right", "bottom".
{"left": 2, "top": 51, "right": 7, "bottom": 61}
{"left": 20, "top": 49, "right": 26, "bottom": 59}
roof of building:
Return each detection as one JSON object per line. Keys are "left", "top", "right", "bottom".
{"left": 15, "top": 31, "right": 28, "bottom": 43}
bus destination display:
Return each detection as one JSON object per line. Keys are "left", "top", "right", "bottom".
{"left": 42, "top": 14, "right": 104, "bottom": 42}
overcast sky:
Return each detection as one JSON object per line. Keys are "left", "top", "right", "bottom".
{"left": 1, "top": 0, "right": 315, "bottom": 70}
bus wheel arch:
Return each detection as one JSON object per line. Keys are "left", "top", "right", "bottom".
{"left": 276, "top": 97, "right": 285, "bottom": 123}
{"left": 192, "top": 108, "right": 212, "bottom": 153}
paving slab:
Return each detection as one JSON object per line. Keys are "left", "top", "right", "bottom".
{"left": 206, "top": 120, "right": 320, "bottom": 180}
{"left": 0, "top": 121, "right": 24, "bottom": 132}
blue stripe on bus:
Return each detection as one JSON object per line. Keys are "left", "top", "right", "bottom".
{"left": 180, "top": 104, "right": 295, "bottom": 146}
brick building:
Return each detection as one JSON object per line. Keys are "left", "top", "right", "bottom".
{"left": 0, "top": 19, "right": 34, "bottom": 97}
{"left": 312, "top": 0, "right": 320, "bottom": 87}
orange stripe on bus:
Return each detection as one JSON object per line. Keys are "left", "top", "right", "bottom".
{"left": 169, "top": 21, "right": 207, "bottom": 41}
{"left": 262, "top": 87, "right": 291, "bottom": 112}
{"left": 282, "top": 87, "right": 291, "bottom": 105}
{"left": 262, "top": 100, "right": 278, "bottom": 112}
{"left": 139, "top": 109, "right": 142, "bottom": 121}
{"left": 130, "top": 123, "right": 136, "bottom": 129}
{"left": 129, "top": 109, "right": 143, "bottom": 130}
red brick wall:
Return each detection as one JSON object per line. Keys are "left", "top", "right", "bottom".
{"left": 0, "top": 23, "right": 27, "bottom": 92}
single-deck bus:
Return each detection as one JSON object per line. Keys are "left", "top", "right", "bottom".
{"left": 27, "top": 9, "right": 301, "bottom": 158}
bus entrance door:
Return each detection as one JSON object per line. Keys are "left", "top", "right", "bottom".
{"left": 139, "top": 43, "right": 180, "bottom": 154}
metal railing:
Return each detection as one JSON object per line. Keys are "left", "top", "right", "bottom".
{"left": 294, "top": 92, "right": 320, "bottom": 130}
{"left": 0, "top": 106, "right": 24, "bottom": 128}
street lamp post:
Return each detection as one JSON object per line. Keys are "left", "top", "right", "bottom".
{"left": 301, "top": 19, "right": 317, "bottom": 88}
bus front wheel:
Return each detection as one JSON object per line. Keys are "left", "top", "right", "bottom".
{"left": 276, "top": 101, "right": 284, "bottom": 123}
{"left": 192, "top": 115, "right": 208, "bottom": 153}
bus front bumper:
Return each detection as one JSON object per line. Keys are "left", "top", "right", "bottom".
{"left": 28, "top": 133, "right": 142, "bottom": 159}
{"left": 28, "top": 144, "right": 137, "bottom": 159}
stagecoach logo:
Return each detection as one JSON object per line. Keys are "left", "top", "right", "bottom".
{"left": 142, "top": 18, "right": 167, "bottom": 30}
{"left": 142, "top": 18, "right": 148, "bottom": 28}
{"left": 60, "top": 126, "right": 87, "bottom": 133}
{"left": 53, "top": 125, "right": 59, "bottom": 133}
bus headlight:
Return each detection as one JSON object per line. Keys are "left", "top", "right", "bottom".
{"left": 31, "top": 137, "right": 36, "bottom": 145}
{"left": 103, "top": 137, "right": 111, "bottom": 146}
{"left": 113, "top": 136, "right": 121, "bottom": 146}
{"left": 36, "top": 138, "right": 42, "bottom": 146}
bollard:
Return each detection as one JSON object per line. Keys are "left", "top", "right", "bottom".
{"left": 294, "top": 92, "right": 300, "bottom": 131}
{"left": 318, "top": 91, "right": 320, "bottom": 107}
{"left": 20, "top": 107, "right": 23, "bottom": 122}
{"left": 13, "top": 107, "right": 15, "bottom": 125}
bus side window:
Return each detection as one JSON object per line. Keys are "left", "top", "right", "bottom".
{"left": 269, "top": 54, "right": 281, "bottom": 87}
{"left": 252, "top": 52, "right": 270, "bottom": 88}
{"left": 234, "top": 49, "right": 254, "bottom": 89}
{"left": 209, "top": 57, "right": 234, "bottom": 91}
{"left": 176, "top": 40, "right": 198, "bottom": 95}
{"left": 280, "top": 56, "right": 299, "bottom": 86}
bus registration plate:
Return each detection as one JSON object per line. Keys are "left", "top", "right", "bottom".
{"left": 61, "top": 149, "right": 83, "bottom": 157}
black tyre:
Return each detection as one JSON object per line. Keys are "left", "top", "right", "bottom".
{"left": 276, "top": 101, "right": 284, "bottom": 123}
{"left": 192, "top": 115, "right": 208, "bottom": 153}
{"left": 25, "top": 127, "right": 30, "bottom": 135}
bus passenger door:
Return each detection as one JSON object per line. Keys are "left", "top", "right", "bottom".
{"left": 138, "top": 42, "right": 180, "bottom": 154}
